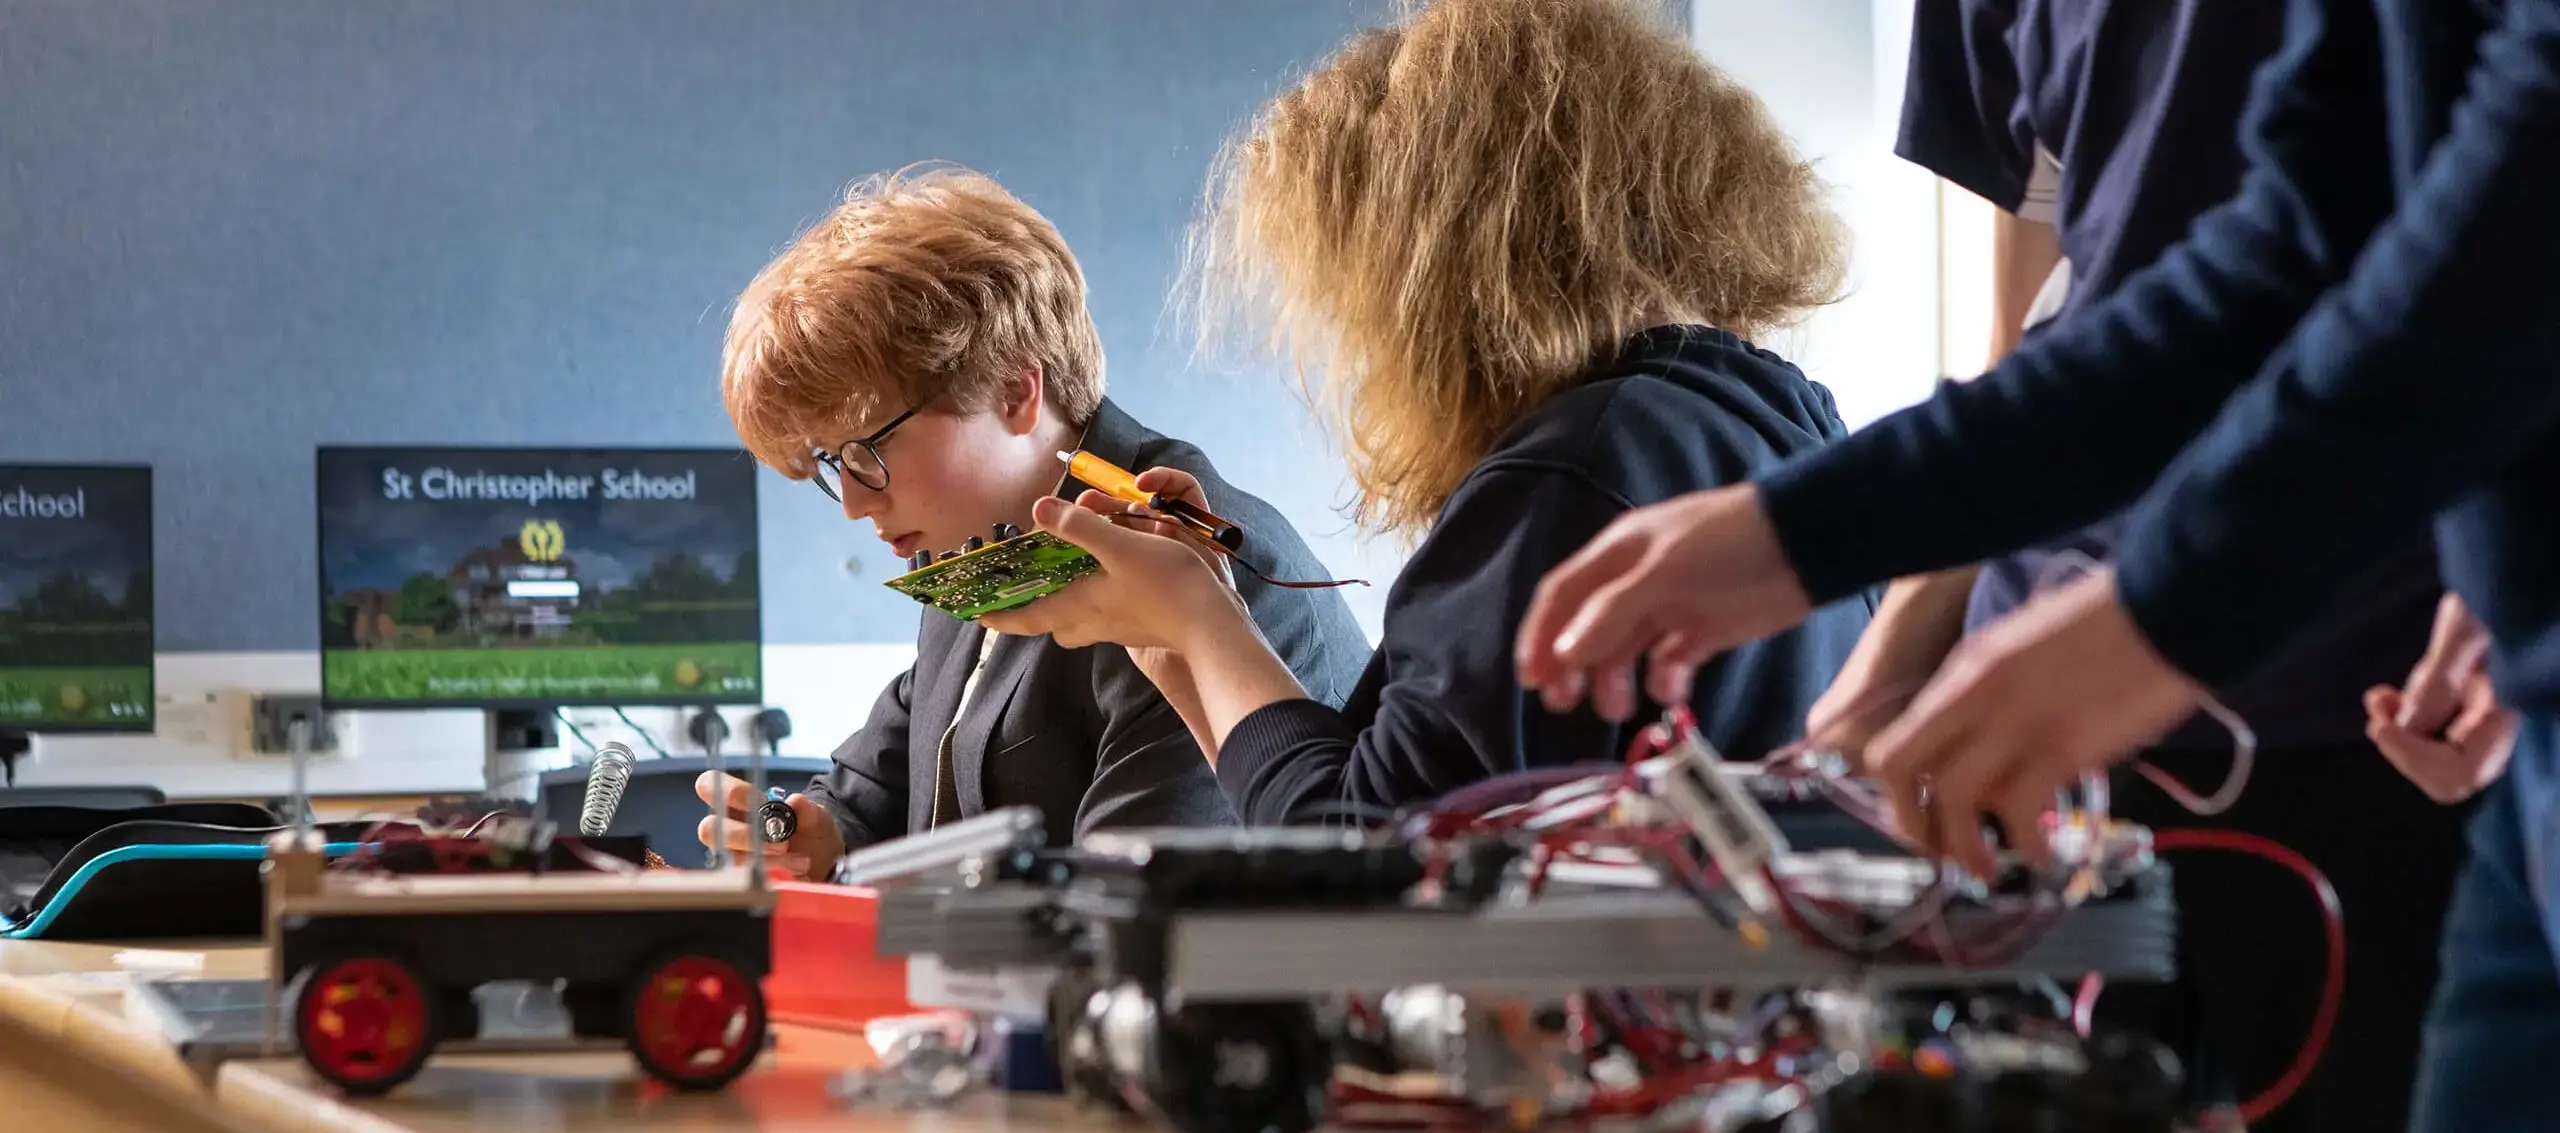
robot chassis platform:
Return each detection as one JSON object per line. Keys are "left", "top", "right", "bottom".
{"left": 848, "top": 757, "right": 2186, "bottom": 1133}
{"left": 260, "top": 729, "right": 781, "bottom": 1096}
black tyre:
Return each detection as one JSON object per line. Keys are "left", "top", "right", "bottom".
{"left": 1146, "top": 1000, "right": 1329, "bottom": 1133}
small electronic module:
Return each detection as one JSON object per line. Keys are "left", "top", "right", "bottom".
{"left": 884, "top": 525, "right": 1099, "bottom": 620}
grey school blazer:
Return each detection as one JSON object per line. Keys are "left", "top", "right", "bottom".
{"left": 808, "top": 398, "right": 1370, "bottom": 849}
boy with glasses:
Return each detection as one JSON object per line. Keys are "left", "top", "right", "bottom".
{"left": 699, "top": 167, "right": 1367, "bottom": 877}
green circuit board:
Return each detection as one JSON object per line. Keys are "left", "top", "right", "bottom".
{"left": 883, "top": 531, "right": 1100, "bottom": 620}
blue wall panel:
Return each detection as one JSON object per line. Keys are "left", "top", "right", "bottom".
{"left": 0, "top": 0, "right": 1380, "bottom": 650}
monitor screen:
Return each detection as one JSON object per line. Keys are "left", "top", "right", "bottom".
{"left": 316, "top": 447, "right": 763, "bottom": 709}
{"left": 0, "top": 464, "right": 155, "bottom": 733}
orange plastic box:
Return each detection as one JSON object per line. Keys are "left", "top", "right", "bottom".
{"left": 765, "top": 878, "right": 914, "bottom": 1030}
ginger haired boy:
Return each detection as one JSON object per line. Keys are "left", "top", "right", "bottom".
{"left": 701, "top": 167, "right": 1366, "bottom": 876}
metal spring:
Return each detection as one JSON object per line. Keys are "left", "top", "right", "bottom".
{"left": 579, "top": 741, "right": 637, "bottom": 837}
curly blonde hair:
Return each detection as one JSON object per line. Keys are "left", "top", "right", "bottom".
{"left": 723, "top": 166, "right": 1104, "bottom": 473}
{"left": 1185, "top": 0, "right": 1846, "bottom": 535}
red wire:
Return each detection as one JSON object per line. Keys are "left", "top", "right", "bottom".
{"left": 2147, "top": 829, "right": 2345, "bottom": 1126}
{"left": 2072, "top": 974, "right": 2102, "bottom": 1038}
{"left": 1401, "top": 712, "right": 2334, "bottom": 1128}
{"left": 1625, "top": 723, "right": 1669, "bottom": 766}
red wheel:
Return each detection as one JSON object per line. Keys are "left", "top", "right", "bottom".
{"left": 293, "top": 954, "right": 440, "bottom": 1094}
{"left": 624, "top": 951, "right": 766, "bottom": 1090}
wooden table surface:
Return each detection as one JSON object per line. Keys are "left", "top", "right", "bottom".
{"left": 0, "top": 937, "right": 1125, "bottom": 1133}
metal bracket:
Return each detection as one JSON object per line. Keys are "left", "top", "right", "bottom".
{"left": 836, "top": 805, "right": 1045, "bottom": 889}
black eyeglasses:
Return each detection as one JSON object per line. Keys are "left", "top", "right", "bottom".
{"left": 810, "top": 402, "right": 924, "bottom": 501}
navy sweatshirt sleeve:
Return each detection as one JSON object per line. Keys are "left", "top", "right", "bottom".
{"left": 2115, "top": 3, "right": 2560, "bottom": 685}
{"left": 1895, "top": 0, "right": 2030, "bottom": 213}
{"left": 1215, "top": 464, "right": 1643, "bottom": 825}
{"left": 1757, "top": 0, "right": 2396, "bottom": 602}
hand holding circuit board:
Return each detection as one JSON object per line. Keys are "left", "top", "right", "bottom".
{"left": 881, "top": 523, "right": 1106, "bottom": 621}
{"left": 882, "top": 452, "right": 1242, "bottom": 622}
{"left": 883, "top": 452, "right": 1357, "bottom": 623}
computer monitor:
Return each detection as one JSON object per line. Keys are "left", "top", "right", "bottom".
{"left": 0, "top": 464, "right": 155, "bottom": 738}
{"left": 315, "top": 447, "right": 762, "bottom": 711}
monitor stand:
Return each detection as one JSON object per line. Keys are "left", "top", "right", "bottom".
{"left": 0, "top": 730, "right": 26, "bottom": 788}
{"left": 484, "top": 709, "right": 563, "bottom": 804}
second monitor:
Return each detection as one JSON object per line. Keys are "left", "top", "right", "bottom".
{"left": 0, "top": 463, "right": 154, "bottom": 733}
{"left": 316, "top": 447, "right": 762, "bottom": 710}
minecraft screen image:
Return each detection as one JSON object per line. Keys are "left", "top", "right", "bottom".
{"left": 317, "top": 447, "right": 762, "bottom": 708}
{"left": 0, "top": 464, "right": 155, "bottom": 731}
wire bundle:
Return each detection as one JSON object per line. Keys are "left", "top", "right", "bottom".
{"left": 1325, "top": 704, "right": 2341, "bottom": 1128}
{"left": 327, "top": 813, "right": 638, "bottom": 877}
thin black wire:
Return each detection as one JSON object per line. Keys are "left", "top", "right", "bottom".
{"left": 1100, "top": 510, "right": 1367, "bottom": 591}
{"left": 1224, "top": 551, "right": 1369, "bottom": 591}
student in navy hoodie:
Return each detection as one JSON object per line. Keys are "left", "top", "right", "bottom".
{"left": 978, "top": 0, "right": 1874, "bottom": 821}
{"left": 1822, "top": 3, "right": 2466, "bottom": 1128}
{"left": 1516, "top": 2, "right": 2560, "bottom": 1128}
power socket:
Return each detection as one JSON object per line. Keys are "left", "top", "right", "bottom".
{"left": 250, "top": 695, "right": 338, "bottom": 756}
{"left": 686, "top": 707, "right": 736, "bottom": 753}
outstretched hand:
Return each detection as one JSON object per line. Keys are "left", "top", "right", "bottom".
{"left": 979, "top": 467, "right": 1246, "bottom": 651}
{"left": 1801, "top": 569, "right": 1980, "bottom": 764}
{"left": 1861, "top": 569, "right": 2201, "bottom": 878}
{"left": 1805, "top": 633, "right": 1932, "bottom": 765}
{"left": 1515, "top": 485, "right": 1814, "bottom": 721}
{"left": 2365, "top": 593, "right": 2513, "bottom": 803}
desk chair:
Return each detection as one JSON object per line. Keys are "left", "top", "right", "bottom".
{"left": 0, "top": 785, "right": 168, "bottom": 810}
